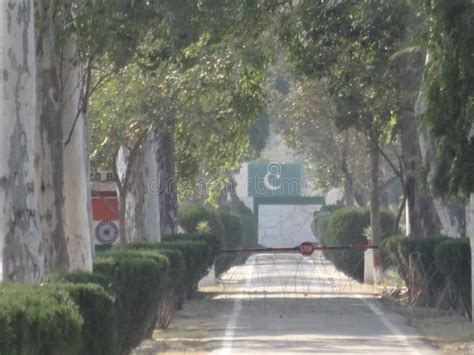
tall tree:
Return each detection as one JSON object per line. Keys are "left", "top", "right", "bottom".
{"left": 422, "top": 0, "right": 474, "bottom": 199}
{"left": 35, "top": 0, "right": 94, "bottom": 272}
{"left": 279, "top": 1, "right": 408, "bottom": 279}
{"left": 0, "top": 0, "right": 44, "bottom": 281}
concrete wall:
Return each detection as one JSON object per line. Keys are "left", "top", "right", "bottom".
{"left": 258, "top": 204, "right": 321, "bottom": 248}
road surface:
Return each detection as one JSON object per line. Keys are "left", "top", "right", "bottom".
{"left": 134, "top": 252, "right": 440, "bottom": 355}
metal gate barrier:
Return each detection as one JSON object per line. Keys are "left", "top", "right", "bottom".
{"left": 205, "top": 242, "right": 381, "bottom": 299}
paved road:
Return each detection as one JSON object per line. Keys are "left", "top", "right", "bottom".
{"left": 135, "top": 252, "right": 441, "bottom": 355}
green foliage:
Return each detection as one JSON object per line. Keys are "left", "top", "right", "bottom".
{"left": 280, "top": 1, "right": 410, "bottom": 135}
{"left": 313, "top": 204, "right": 346, "bottom": 244}
{"left": 0, "top": 240, "right": 219, "bottom": 355}
{"left": 49, "top": 270, "right": 111, "bottom": 290}
{"left": 174, "top": 35, "right": 268, "bottom": 201}
{"left": 218, "top": 201, "right": 256, "bottom": 248}
{"left": 218, "top": 211, "right": 242, "bottom": 249}
{"left": 130, "top": 234, "right": 219, "bottom": 299}
{"left": 380, "top": 235, "right": 451, "bottom": 294}
{"left": 248, "top": 114, "right": 270, "bottom": 158}
{"left": 423, "top": 0, "right": 474, "bottom": 197}
{"left": 178, "top": 204, "right": 225, "bottom": 243}
{"left": 93, "top": 254, "right": 165, "bottom": 354}
{"left": 381, "top": 235, "right": 471, "bottom": 317}
{"left": 326, "top": 207, "right": 398, "bottom": 281}
{"left": 62, "top": 283, "right": 117, "bottom": 355}
{"left": 379, "top": 234, "right": 410, "bottom": 285}
{"left": 434, "top": 238, "right": 471, "bottom": 318}
{"left": 238, "top": 214, "right": 258, "bottom": 248}
{"left": 161, "top": 233, "right": 221, "bottom": 259}
{"left": 46, "top": 273, "right": 117, "bottom": 354}
{"left": 0, "top": 284, "right": 83, "bottom": 355}
{"left": 313, "top": 211, "right": 332, "bottom": 244}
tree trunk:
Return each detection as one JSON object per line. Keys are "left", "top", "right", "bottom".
{"left": 125, "top": 132, "right": 161, "bottom": 242}
{"left": 115, "top": 146, "right": 129, "bottom": 245}
{"left": 369, "top": 135, "right": 383, "bottom": 281}
{"left": 0, "top": 0, "right": 44, "bottom": 282}
{"left": 156, "top": 117, "right": 178, "bottom": 235}
{"left": 399, "top": 112, "right": 441, "bottom": 238}
{"left": 61, "top": 41, "right": 93, "bottom": 271}
{"left": 416, "top": 53, "right": 466, "bottom": 238}
{"left": 34, "top": 0, "right": 93, "bottom": 272}
{"left": 468, "top": 193, "right": 474, "bottom": 322}
{"left": 35, "top": 0, "right": 69, "bottom": 272}
{"left": 341, "top": 133, "right": 355, "bottom": 207}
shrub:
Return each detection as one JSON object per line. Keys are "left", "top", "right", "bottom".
{"left": 162, "top": 233, "right": 221, "bottom": 260}
{"left": 0, "top": 233, "right": 221, "bottom": 355}
{"left": 380, "top": 234, "right": 471, "bottom": 312}
{"left": 408, "top": 236, "right": 450, "bottom": 295}
{"left": 49, "top": 270, "right": 111, "bottom": 290}
{"left": 63, "top": 283, "right": 117, "bottom": 355}
{"left": 126, "top": 243, "right": 187, "bottom": 309}
{"left": 218, "top": 211, "right": 242, "bottom": 248}
{"left": 239, "top": 213, "right": 257, "bottom": 247}
{"left": 326, "top": 207, "right": 398, "bottom": 281}
{"left": 379, "top": 234, "right": 410, "bottom": 284}
{"left": 178, "top": 204, "right": 225, "bottom": 243}
{"left": 0, "top": 284, "right": 83, "bottom": 355}
{"left": 158, "top": 240, "right": 212, "bottom": 296}
{"left": 218, "top": 201, "right": 257, "bottom": 248}
{"left": 313, "top": 211, "right": 332, "bottom": 244}
{"left": 94, "top": 254, "right": 165, "bottom": 354}
{"left": 434, "top": 238, "right": 471, "bottom": 319}
{"left": 130, "top": 235, "right": 219, "bottom": 299}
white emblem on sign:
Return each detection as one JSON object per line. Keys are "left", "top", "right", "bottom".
{"left": 264, "top": 163, "right": 282, "bottom": 191}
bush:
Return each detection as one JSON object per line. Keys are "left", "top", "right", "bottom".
{"left": 326, "top": 207, "right": 398, "bottom": 281}
{"left": 94, "top": 254, "right": 165, "bottom": 354}
{"left": 313, "top": 211, "right": 332, "bottom": 244}
{"left": 130, "top": 234, "right": 219, "bottom": 300}
{"left": 49, "top": 270, "right": 111, "bottom": 290}
{"left": 178, "top": 204, "right": 225, "bottom": 243}
{"left": 218, "top": 211, "right": 242, "bottom": 248}
{"left": 380, "top": 234, "right": 471, "bottom": 315}
{"left": 162, "top": 233, "right": 221, "bottom": 261}
{"left": 63, "top": 283, "right": 117, "bottom": 355}
{"left": 379, "top": 234, "right": 410, "bottom": 284}
{"left": 0, "top": 233, "right": 221, "bottom": 355}
{"left": 0, "top": 284, "right": 83, "bottom": 355}
{"left": 218, "top": 201, "right": 257, "bottom": 248}
{"left": 434, "top": 238, "right": 471, "bottom": 318}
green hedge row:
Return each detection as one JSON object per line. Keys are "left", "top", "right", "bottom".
{"left": 316, "top": 206, "right": 398, "bottom": 282}
{"left": 179, "top": 203, "right": 255, "bottom": 277}
{"left": 0, "top": 233, "right": 219, "bottom": 355}
{"left": 178, "top": 203, "right": 250, "bottom": 249}
{"left": 380, "top": 235, "right": 471, "bottom": 318}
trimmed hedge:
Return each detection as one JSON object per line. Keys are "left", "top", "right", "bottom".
{"left": 218, "top": 201, "right": 256, "bottom": 248}
{"left": 0, "top": 284, "right": 83, "bottom": 355}
{"left": 380, "top": 235, "right": 471, "bottom": 318}
{"left": 313, "top": 211, "right": 332, "bottom": 244}
{"left": 63, "top": 283, "right": 116, "bottom": 355}
{"left": 325, "top": 207, "right": 398, "bottom": 281}
{"left": 94, "top": 254, "right": 165, "bottom": 354}
{"left": 178, "top": 204, "right": 225, "bottom": 243}
{"left": 0, "top": 233, "right": 220, "bottom": 355}
{"left": 218, "top": 211, "right": 242, "bottom": 249}
{"left": 434, "top": 238, "right": 471, "bottom": 318}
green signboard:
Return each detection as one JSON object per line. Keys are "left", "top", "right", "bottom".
{"left": 248, "top": 162, "right": 302, "bottom": 197}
